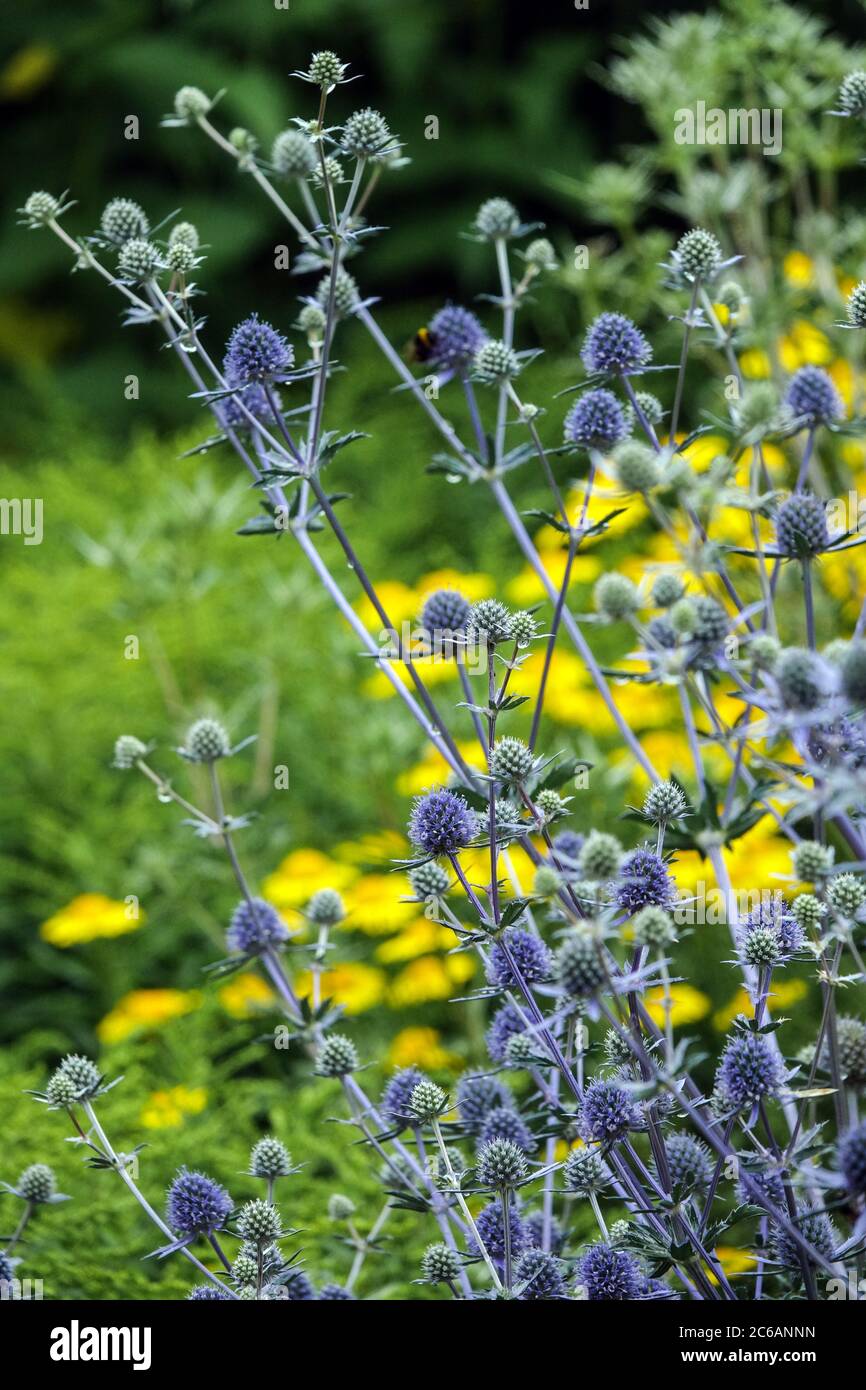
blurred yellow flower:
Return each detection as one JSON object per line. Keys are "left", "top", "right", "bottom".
{"left": 0, "top": 45, "right": 56, "bottom": 99}
{"left": 783, "top": 251, "right": 814, "bottom": 288}
{"left": 713, "top": 978, "right": 807, "bottom": 1032}
{"left": 262, "top": 848, "right": 358, "bottom": 912}
{"left": 376, "top": 919, "right": 453, "bottom": 962}
{"left": 97, "top": 988, "right": 201, "bottom": 1044}
{"left": 506, "top": 551, "right": 601, "bottom": 606}
{"left": 140, "top": 1085, "right": 208, "bottom": 1130}
{"left": 297, "top": 961, "right": 386, "bottom": 1014}
{"left": 740, "top": 349, "right": 771, "bottom": 379}
{"left": 714, "top": 1247, "right": 758, "bottom": 1279}
{"left": 388, "top": 952, "right": 475, "bottom": 1007}
{"left": 680, "top": 434, "right": 729, "bottom": 474}
{"left": 40, "top": 892, "right": 144, "bottom": 948}
{"left": 778, "top": 320, "right": 832, "bottom": 371}
{"left": 354, "top": 579, "right": 418, "bottom": 631}
{"left": 395, "top": 740, "right": 482, "bottom": 797}
{"left": 219, "top": 972, "right": 275, "bottom": 1018}
{"left": 416, "top": 568, "right": 493, "bottom": 606}
{"left": 342, "top": 874, "right": 418, "bottom": 935}
{"left": 334, "top": 830, "right": 408, "bottom": 865}
{"left": 362, "top": 654, "right": 456, "bottom": 699}
{"left": 387, "top": 1026, "right": 462, "bottom": 1070}
{"left": 644, "top": 983, "right": 711, "bottom": 1028}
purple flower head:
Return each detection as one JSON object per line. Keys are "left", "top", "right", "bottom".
{"left": 785, "top": 366, "right": 843, "bottom": 425}
{"left": 408, "top": 788, "right": 477, "bottom": 856}
{"left": 224, "top": 313, "right": 294, "bottom": 387}
{"left": 549, "top": 830, "right": 584, "bottom": 865}
{"left": 167, "top": 1169, "right": 232, "bottom": 1236}
{"left": 486, "top": 1000, "right": 527, "bottom": 1063}
{"left": 564, "top": 388, "right": 629, "bottom": 451}
{"left": 614, "top": 847, "right": 677, "bottom": 916}
{"left": 715, "top": 1032, "right": 785, "bottom": 1111}
{"left": 737, "top": 1166, "right": 786, "bottom": 1209}
{"left": 420, "top": 588, "right": 471, "bottom": 647}
{"left": 470, "top": 1199, "right": 530, "bottom": 1263}
{"left": 226, "top": 897, "right": 289, "bottom": 955}
{"left": 524, "top": 1210, "right": 566, "bottom": 1254}
{"left": 808, "top": 718, "right": 866, "bottom": 772}
{"left": 220, "top": 383, "right": 282, "bottom": 432}
{"left": 579, "top": 1080, "right": 640, "bottom": 1143}
{"left": 283, "top": 1268, "right": 317, "bottom": 1300}
{"left": 319, "top": 1283, "right": 356, "bottom": 1299}
{"left": 486, "top": 927, "right": 552, "bottom": 989}
{"left": 839, "top": 1120, "right": 866, "bottom": 1195}
{"left": 514, "top": 1247, "right": 566, "bottom": 1300}
{"left": 426, "top": 304, "right": 488, "bottom": 371}
{"left": 661, "top": 1134, "right": 714, "bottom": 1192}
{"left": 770, "top": 1207, "right": 838, "bottom": 1270}
{"left": 576, "top": 1242, "right": 643, "bottom": 1300}
{"left": 381, "top": 1066, "right": 430, "bottom": 1130}
{"left": 188, "top": 1285, "right": 233, "bottom": 1300}
{"left": 581, "top": 312, "right": 652, "bottom": 376}
{"left": 737, "top": 891, "right": 804, "bottom": 967}
{"left": 479, "top": 1104, "right": 534, "bottom": 1153}
{"left": 774, "top": 492, "right": 829, "bottom": 559}
{"left": 456, "top": 1072, "right": 514, "bottom": 1133}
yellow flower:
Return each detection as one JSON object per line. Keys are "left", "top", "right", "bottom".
{"left": 354, "top": 579, "right": 419, "bottom": 631}
{"left": 395, "top": 740, "right": 482, "bottom": 797}
{"left": 342, "top": 873, "right": 418, "bottom": 935}
{"left": 505, "top": 551, "right": 601, "bottom": 606}
{"left": 262, "top": 848, "right": 358, "bottom": 912}
{"left": 783, "top": 251, "right": 814, "bottom": 288}
{"left": 713, "top": 1247, "right": 758, "bottom": 1280}
{"left": 40, "top": 892, "right": 145, "bottom": 947}
{"left": 296, "top": 961, "right": 386, "bottom": 1014}
{"left": 219, "top": 972, "right": 275, "bottom": 1018}
{"left": 388, "top": 954, "right": 474, "bottom": 1007}
{"left": 713, "top": 978, "right": 807, "bottom": 1032}
{"left": 778, "top": 320, "right": 831, "bottom": 371}
{"left": 0, "top": 45, "right": 56, "bottom": 99}
{"left": 362, "top": 654, "right": 456, "bottom": 700}
{"left": 376, "top": 919, "right": 453, "bottom": 962}
{"left": 387, "top": 1027, "right": 462, "bottom": 1070}
{"left": 680, "top": 434, "right": 729, "bottom": 474}
{"left": 644, "top": 983, "right": 711, "bottom": 1029}
{"left": 740, "top": 349, "right": 772, "bottom": 380}
{"left": 334, "top": 830, "right": 408, "bottom": 865}
{"left": 140, "top": 1085, "right": 208, "bottom": 1130}
{"left": 97, "top": 988, "right": 201, "bottom": 1044}
{"left": 416, "top": 568, "right": 494, "bottom": 606}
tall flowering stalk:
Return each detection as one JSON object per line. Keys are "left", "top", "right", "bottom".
{"left": 18, "top": 50, "right": 866, "bottom": 1301}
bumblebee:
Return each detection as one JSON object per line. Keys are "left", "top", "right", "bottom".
{"left": 404, "top": 325, "right": 437, "bottom": 364}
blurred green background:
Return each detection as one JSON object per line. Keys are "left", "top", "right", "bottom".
{"left": 3, "top": 0, "right": 866, "bottom": 1297}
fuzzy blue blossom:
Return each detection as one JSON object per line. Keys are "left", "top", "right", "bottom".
{"left": 470, "top": 1200, "right": 530, "bottom": 1262}
{"left": 224, "top": 314, "right": 294, "bottom": 387}
{"left": 614, "top": 848, "right": 677, "bottom": 915}
{"left": 581, "top": 312, "right": 652, "bottom": 376}
{"left": 550, "top": 829, "right": 584, "bottom": 864}
{"left": 737, "top": 893, "right": 804, "bottom": 967}
{"left": 408, "top": 788, "right": 477, "bottom": 856}
{"left": 456, "top": 1072, "right": 515, "bottom": 1133}
{"left": 479, "top": 1104, "right": 534, "bottom": 1153}
{"left": 716, "top": 1032, "right": 785, "bottom": 1110}
{"left": 426, "top": 304, "right": 488, "bottom": 372}
{"left": 579, "top": 1080, "right": 640, "bottom": 1142}
{"left": 486, "top": 1001, "right": 528, "bottom": 1064}
{"left": 514, "top": 1247, "right": 566, "bottom": 1299}
{"left": 381, "top": 1067, "right": 430, "bottom": 1130}
{"left": 576, "top": 1242, "right": 642, "bottom": 1300}
{"left": 486, "top": 927, "right": 552, "bottom": 988}
{"left": 839, "top": 1120, "right": 866, "bottom": 1194}
{"left": 564, "top": 388, "right": 629, "bottom": 451}
{"left": 188, "top": 1285, "right": 232, "bottom": 1300}
{"left": 785, "top": 366, "right": 844, "bottom": 425}
{"left": 167, "top": 1169, "right": 232, "bottom": 1237}
{"left": 226, "top": 897, "right": 289, "bottom": 954}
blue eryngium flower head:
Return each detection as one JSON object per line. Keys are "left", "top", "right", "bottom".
{"left": 784, "top": 366, "right": 844, "bottom": 425}
{"left": 770, "top": 1207, "right": 839, "bottom": 1270}
{"left": 737, "top": 891, "right": 804, "bottom": 968}
{"left": 579, "top": 1080, "right": 640, "bottom": 1142}
{"left": 470, "top": 1200, "right": 530, "bottom": 1262}
{"left": 319, "top": 1283, "right": 356, "bottom": 1299}
{"left": 659, "top": 1134, "right": 714, "bottom": 1192}
{"left": 188, "top": 1285, "right": 233, "bottom": 1299}
{"left": 839, "top": 1119, "right": 866, "bottom": 1194}
{"left": 220, "top": 383, "right": 282, "bottom": 432}
{"left": 486, "top": 927, "right": 552, "bottom": 988}
{"left": 224, "top": 314, "right": 294, "bottom": 387}
{"left": 421, "top": 587, "right": 471, "bottom": 638}
{"left": 479, "top": 1104, "right": 534, "bottom": 1153}
{"left": 581, "top": 312, "right": 652, "bottom": 376}
{"left": 564, "top": 388, "right": 628, "bottom": 451}
{"left": 426, "top": 304, "right": 488, "bottom": 371}
{"left": 715, "top": 1031, "right": 785, "bottom": 1110}
{"left": 408, "top": 788, "right": 477, "bottom": 856}
{"left": 486, "top": 1000, "right": 528, "bottom": 1063}
{"left": 456, "top": 1072, "right": 515, "bottom": 1133}
{"left": 514, "top": 1247, "right": 567, "bottom": 1299}
{"left": 226, "top": 897, "right": 289, "bottom": 954}
{"left": 167, "top": 1169, "right": 232, "bottom": 1236}
{"left": 576, "top": 1241, "right": 643, "bottom": 1300}
{"left": 614, "top": 847, "right": 677, "bottom": 916}
{"left": 775, "top": 492, "right": 829, "bottom": 558}
{"left": 381, "top": 1066, "right": 430, "bottom": 1129}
